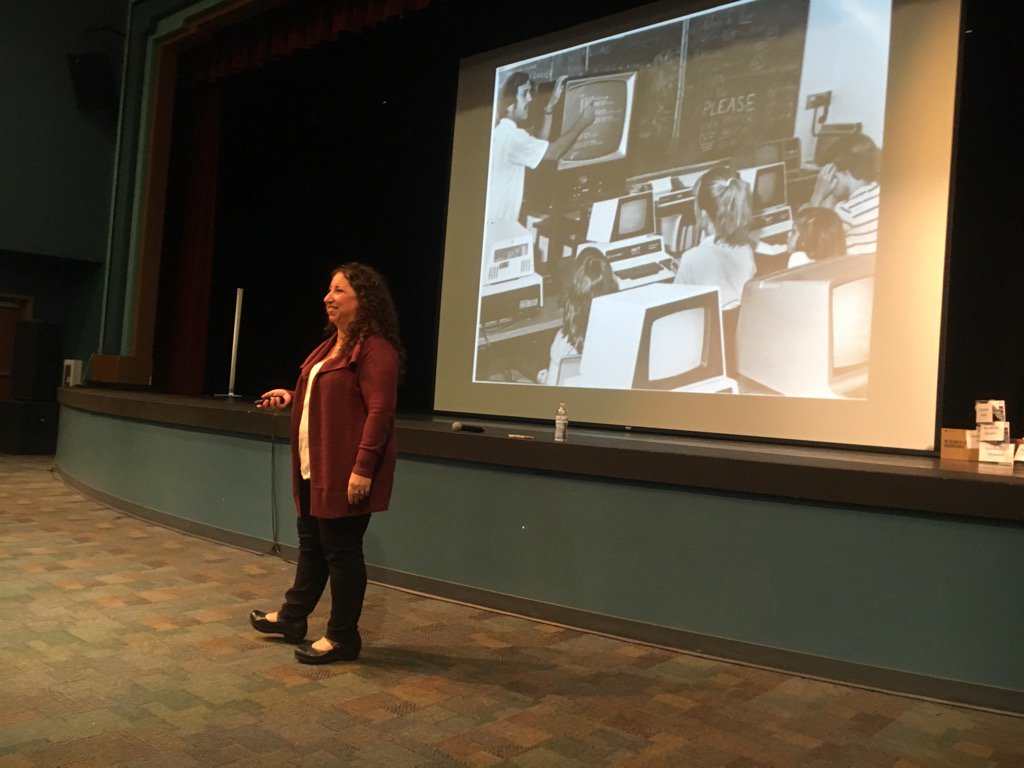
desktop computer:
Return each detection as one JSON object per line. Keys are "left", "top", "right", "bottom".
{"left": 626, "top": 160, "right": 729, "bottom": 255}
{"left": 736, "top": 252, "right": 875, "bottom": 398}
{"left": 738, "top": 162, "right": 793, "bottom": 245}
{"left": 577, "top": 283, "right": 737, "bottom": 393}
{"left": 752, "top": 137, "right": 802, "bottom": 172}
{"left": 479, "top": 219, "right": 544, "bottom": 326}
{"left": 479, "top": 272, "right": 543, "bottom": 326}
{"left": 558, "top": 72, "right": 636, "bottom": 171}
{"left": 580, "top": 191, "right": 675, "bottom": 291}
{"left": 482, "top": 219, "right": 535, "bottom": 285}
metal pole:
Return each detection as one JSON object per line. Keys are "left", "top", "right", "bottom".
{"left": 227, "top": 288, "right": 243, "bottom": 397}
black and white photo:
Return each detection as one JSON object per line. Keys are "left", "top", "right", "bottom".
{"left": 474, "top": 0, "right": 890, "bottom": 400}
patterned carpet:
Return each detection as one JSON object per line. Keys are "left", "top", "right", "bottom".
{"left": 1, "top": 454, "right": 1021, "bottom": 767}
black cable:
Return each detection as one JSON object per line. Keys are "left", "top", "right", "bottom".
{"left": 265, "top": 410, "right": 284, "bottom": 557}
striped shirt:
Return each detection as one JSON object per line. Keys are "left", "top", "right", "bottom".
{"left": 835, "top": 181, "right": 880, "bottom": 255}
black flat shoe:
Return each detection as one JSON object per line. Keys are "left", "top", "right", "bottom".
{"left": 249, "top": 609, "right": 307, "bottom": 643}
{"left": 294, "top": 635, "right": 361, "bottom": 664}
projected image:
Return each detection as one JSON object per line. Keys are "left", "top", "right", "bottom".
{"left": 474, "top": 0, "right": 890, "bottom": 400}
{"left": 558, "top": 74, "right": 635, "bottom": 168}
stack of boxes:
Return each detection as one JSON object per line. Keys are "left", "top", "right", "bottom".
{"left": 975, "top": 400, "right": 1015, "bottom": 465}
{"left": 940, "top": 399, "right": 1023, "bottom": 465}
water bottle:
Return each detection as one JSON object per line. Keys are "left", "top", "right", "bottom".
{"left": 554, "top": 402, "right": 568, "bottom": 442}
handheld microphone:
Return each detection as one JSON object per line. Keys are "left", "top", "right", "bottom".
{"left": 451, "top": 421, "right": 484, "bottom": 433}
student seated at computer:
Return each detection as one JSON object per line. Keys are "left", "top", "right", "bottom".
{"left": 786, "top": 206, "right": 848, "bottom": 268}
{"left": 808, "top": 131, "right": 880, "bottom": 255}
{"left": 674, "top": 164, "right": 756, "bottom": 307}
{"left": 674, "top": 164, "right": 755, "bottom": 375}
{"left": 537, "top": 250, "right": 619, "bottom": 385}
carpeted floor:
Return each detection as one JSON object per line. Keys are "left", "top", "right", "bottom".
{"left": 1, "top": 454, "right": 1021, "bottom": 767}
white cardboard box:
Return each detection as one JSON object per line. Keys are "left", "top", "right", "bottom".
{"left": 979, "top": 441, "right": 1015, "bottom": 465}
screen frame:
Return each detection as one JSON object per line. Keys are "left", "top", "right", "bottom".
{"left": 829, "top": 275, "right": 875, "bottom": 380}
{"left": 557, "top": 71, "right": 638, "bottom": 170}
{"left": 612, "top": 190, "right": 656, "bottom": 240}
{"left": 632, "top": 295, "right": 720, "bottom": 389}
{"left": 435, "top": 0, "right": 964, "bottom": 453}
{"left": 752, "top": 162, "right": 787, "bottom": 211}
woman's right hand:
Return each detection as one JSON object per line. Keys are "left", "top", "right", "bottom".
{"left": 257, "top": 389, "right": 292, "bottom": 410}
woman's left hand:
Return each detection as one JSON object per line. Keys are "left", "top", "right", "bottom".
{"left": 348, "top": 473, "right": 372, "bottom": 505}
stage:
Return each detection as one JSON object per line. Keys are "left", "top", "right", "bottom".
{"left": 59, "top": 387, "right": 1023, "bottom": 521}
{"left": 53, "top": 387, "right": 1024, "bottom": 713}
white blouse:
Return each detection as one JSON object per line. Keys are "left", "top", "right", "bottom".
{"left": 298, "top": 359, "right": 327, "bottom": 480}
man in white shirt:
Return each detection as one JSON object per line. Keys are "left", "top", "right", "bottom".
{"left": 486, "top": 72, "right": 596, "bottom": 224}
{"left": 809, "top": 132, "right": 881, "bottom": 255}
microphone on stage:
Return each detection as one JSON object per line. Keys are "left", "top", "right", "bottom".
{"left": 451, "top": 421, "right": 485, "bottom": 433}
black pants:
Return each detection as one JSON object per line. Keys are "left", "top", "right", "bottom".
{"left": 278, "top": 480, "right": 371, "bottom": 642}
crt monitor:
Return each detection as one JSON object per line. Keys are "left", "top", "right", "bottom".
{"left": 752, "top": 163, "right": 786, "bottom": 211}
{"left": 735, "top": 252, "right": 875, "bottom": 398}
{"left": 752, "top": 137, "right": 801, "bottom": 172}
{"left": 738, "top": 163, "right": 786, "bottom": 212}
{"left": 586, "top": 191, "right": 655, "bottom": 242}
{"left": 578, "top": 283, "right": 725, "bottom": 391}
{"left": 754, "top": 140, "right": 783, "bottom": 166}
{"left": 557, "top": 72, "right": 637, "bottom": 170}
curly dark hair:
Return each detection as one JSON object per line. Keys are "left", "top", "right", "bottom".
{"left": 498, "top": 71, "right": 531, "bottom": 121}
{"left": 792, "top": 206, "right": 847, "bottom": 262}
{"left": 327, "top": 262, "right": 406, "bottom": 376}
{"left": 562, "top": 249, "right": 619, "bottom": 351}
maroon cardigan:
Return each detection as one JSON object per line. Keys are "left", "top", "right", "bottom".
{"left": 289, "top": 334, "right": 399, "bottom": 518}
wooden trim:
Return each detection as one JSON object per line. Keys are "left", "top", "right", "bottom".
{"left": 57, "top": 387, "right": 1024, "bottom": 522}
{"left": 97, "top": 0, "right": 276, "bottom": 385}
{"left": 87, "top": 353, "right": 152, "bottom": 385}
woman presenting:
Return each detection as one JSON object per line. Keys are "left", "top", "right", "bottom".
{"left": 250, "top": 263, "right": 403, "bottom": 664}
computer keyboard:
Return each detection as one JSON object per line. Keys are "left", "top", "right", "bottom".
{"left": 617, "top": 262, "right": 661, "bottom": 280}
{"left": 612, "top": 259, "right": 675, "bottom": 290}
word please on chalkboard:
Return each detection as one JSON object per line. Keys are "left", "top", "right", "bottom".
{"left": 703, "top": 92, "right": 757, "bottom": 117}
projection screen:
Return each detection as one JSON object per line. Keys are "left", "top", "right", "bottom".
{"left": 435, "top": 0, "right": 961, "bottom": 450}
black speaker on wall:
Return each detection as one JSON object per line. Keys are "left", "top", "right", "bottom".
{"left": 12, "top": 321, "right": 64, "bottom": 402}
{"left": 68, "top": 51, "right": 117, "bottom": 113}
{"left": 0, "top": 402, "right": 59, "bottom": 454}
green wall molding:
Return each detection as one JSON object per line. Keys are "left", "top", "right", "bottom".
{"left": 56, "top": 405, "right": 1024, "bottom": 708}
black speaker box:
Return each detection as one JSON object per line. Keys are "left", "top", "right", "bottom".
{"left": 68, "top": 51, "right": 117, "bottom": 113}
{"left": 0, "top": 401, "right": 59, "bottom": 455}
{"left": 12, "top": 321, "right": 64, "bottom": 402}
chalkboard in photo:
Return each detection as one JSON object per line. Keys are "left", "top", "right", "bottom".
{"left": 678, "top": 0, "right": 810, "bottom": 166}
{"left": 585, "top": 20, "right": 685, "bottom": 176}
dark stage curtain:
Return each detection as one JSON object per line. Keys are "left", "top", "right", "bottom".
{"left": 189, "top": 0, "right": 433, "bottom": 84}
{"left": 164, "top": 86, "right": 221, "bottom": 396}
{"left": 160, "top": 0, "right": 433, "bottom": 394}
